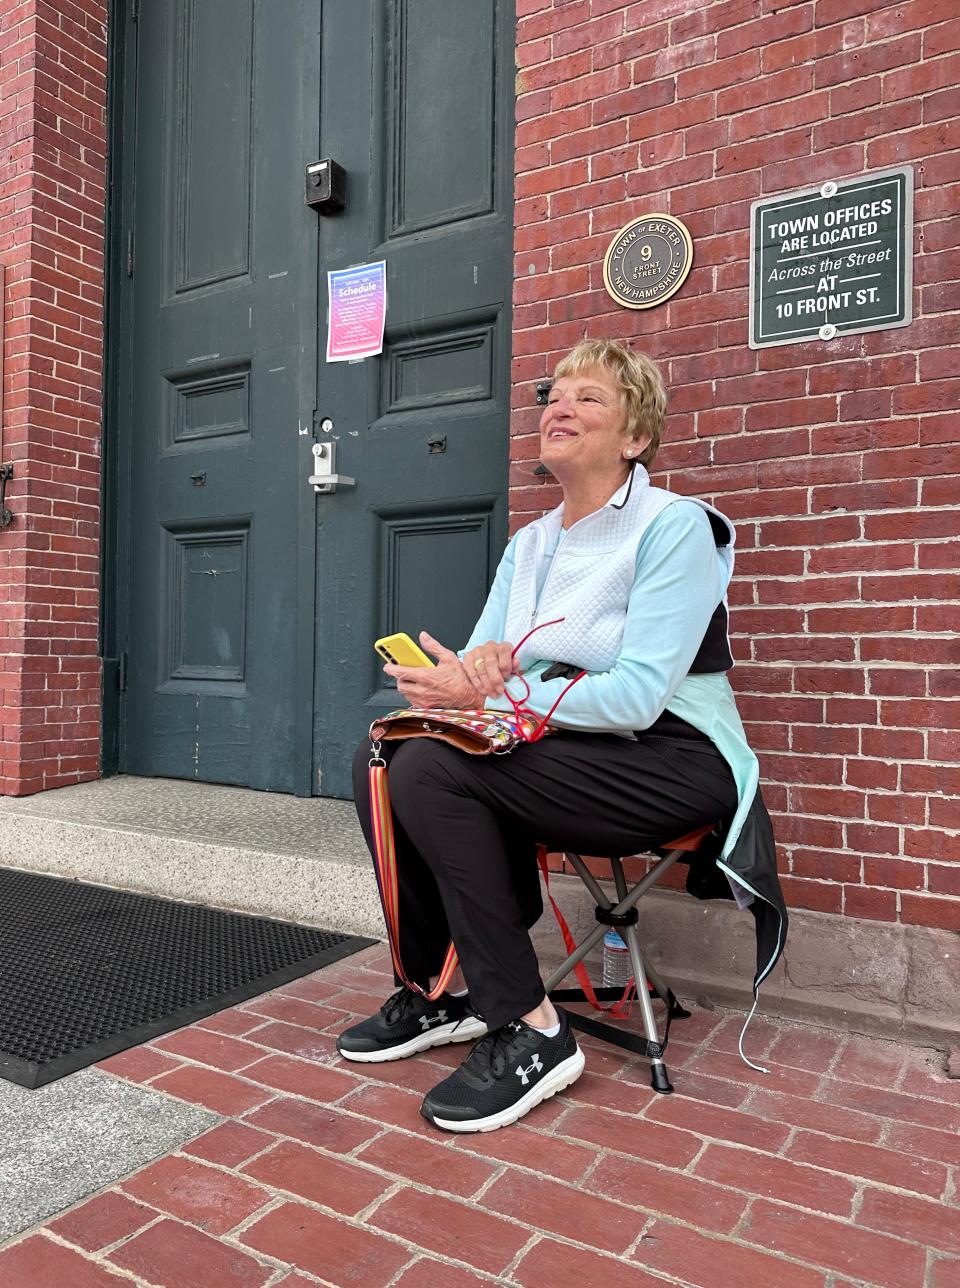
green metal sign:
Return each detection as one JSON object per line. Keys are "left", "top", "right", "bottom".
{"left": 749, "top": 166, "right": 913, "bottom": 349}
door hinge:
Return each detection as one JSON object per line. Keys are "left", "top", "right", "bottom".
{"left": 131, "top": 0, "right": 139, "bottom": 22}
{"left": 126, "top": 229, "right": 134, "bottom": 277}
{"left": 118, "top": 652, "right": 128, "bottom": 693}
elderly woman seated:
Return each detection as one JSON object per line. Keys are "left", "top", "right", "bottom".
{"left": 338, "top": 338, "right": 786, "bottom": 1133}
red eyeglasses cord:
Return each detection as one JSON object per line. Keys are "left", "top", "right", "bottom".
{"left": 503, "top": 617, "right": 586, "bottom": 743}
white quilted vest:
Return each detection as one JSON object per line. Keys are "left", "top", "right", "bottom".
{"left": 504, "top": 465, "right": 735, "bottom": 671}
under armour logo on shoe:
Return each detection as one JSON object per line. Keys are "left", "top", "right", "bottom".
{"left": 419, "top": 1010, "right": 447, "bottom": 1031}
{"left": 516, "top": 1053, "right": 543, "bottom": 1085}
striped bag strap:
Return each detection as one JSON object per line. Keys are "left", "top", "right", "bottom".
{"left": 368, "top": 757, "right": 458, "bottom": 1002}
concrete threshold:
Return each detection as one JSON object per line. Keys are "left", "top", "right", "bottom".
{"left": 1, "top": 775, "right": 956, "bottom": 1051}
{"left": 0, "top": 775, "right": 385, "bottom": 938}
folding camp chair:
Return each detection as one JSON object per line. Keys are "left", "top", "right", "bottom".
{"left": 544, "top": 823, "right": 721, "bottom": 1095}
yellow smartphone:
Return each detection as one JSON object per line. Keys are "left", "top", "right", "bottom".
{"left": 374, "top": 632, "right": 436, "bottom": 667}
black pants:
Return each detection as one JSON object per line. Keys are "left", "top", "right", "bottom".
{"left": 352, "top": 729, "right": 738, "bottom": 1032}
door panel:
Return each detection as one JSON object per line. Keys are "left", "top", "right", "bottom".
{"left": 123, "top": 0, "right": 319, "bottom": 790}
{"left": 389, "top": 1, "right": 497, "bottom": 234}
{"left": 312, "top": 0, "right": 514, "bottom": 797}
{"left": 173, "top": 0, "right": 254, "bottom": 289}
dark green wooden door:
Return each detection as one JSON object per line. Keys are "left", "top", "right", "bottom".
{"left": 311, "top": 1, "right": 514, "bottom": 797}
{"left": 117, "top": 0, "right": 513, "bottom": 796}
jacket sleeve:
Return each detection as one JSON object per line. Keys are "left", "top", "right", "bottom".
{"left": 485, "top": 502, "right": 727, "bottom": 732}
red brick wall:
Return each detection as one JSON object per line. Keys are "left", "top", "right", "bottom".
{"left": 0, "top": 0, "right": 107, "bottom": 795}
{"left": 513, "top": 0, "right": 960, "bottom": 929}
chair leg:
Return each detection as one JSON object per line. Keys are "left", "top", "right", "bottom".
{"left": 621, "top": 922, "right": 672, "bottom": 1094}
{"left": 643, "top": 957, "right": 689, "bottom": 1017}
{"left": 544, "top": 850, "right": 688, "bottom": 1090}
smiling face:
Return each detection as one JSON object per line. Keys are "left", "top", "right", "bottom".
{"left": 538, "top": 366, "right": 649, "bottom": 483}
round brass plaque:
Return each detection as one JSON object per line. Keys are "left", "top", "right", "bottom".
{"left": 602, "top": 214, "right": 694, "bottom": 310}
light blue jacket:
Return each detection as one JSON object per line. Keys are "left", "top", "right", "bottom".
{"left": 464, "top": 484, "right": 787, "bottom": 999}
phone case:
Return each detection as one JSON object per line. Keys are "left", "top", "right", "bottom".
{"left": 374, "top": 633, "right": 435, "bottom": 667}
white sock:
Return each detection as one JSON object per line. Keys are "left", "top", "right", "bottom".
{"left": 533, "top": 1021, "right": 561, "bottom": 1038}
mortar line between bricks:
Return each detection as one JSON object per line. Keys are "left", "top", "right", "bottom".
{"left": 681, "top": 1138, "right": 711, "bottom": 1174}
{"left": 554, "top": 1102, "right": 953, "bottom": 1179}
{"left": 223, "top": 1193, "right": 296, "bottom": 1240}
{"left": 624, "top": 1213, "right": 658, "bottom": 1258}
{"left": 179, "top": 1130, "right": 281, "bottom": 1172}
{"left": 343, "top": 1121, "right": 393, "bottom": 1159}
{"left": 141, "top": 1043, "right": 372, "bottom": 1094}
{"left": 68, "top": 1209, "right": 168, "bottom": 1261}
{"left": 262, "top": 1263, "right": 317, "bottom": 1288}
{"left": 383, "top": 1253, "right": 426, "bottom": 1288}
{"left": 499, "top": 1232, "right": 687, "bottom": 1288}
{"left": 470, "top": 1162, "right": 511, "bottom": 1204}
{"left": 349, "top": 1178, "right": 407, "bottom": 1224}
{"left": 503, "top": 1226, "right": 740, "bottom": 1288}
{"left": 578, "top": 1141, "right": 956, "bottom": 1247}
{"left": 924, "top": 1248, "right": 939, "bottom": 1288}
{"left": 140, "top": 1208, "right": 315, "bottom": 1284}
{"left": 631, "top": 1202, "right": 899, "bottom": 1285}
{"left": 930, "top": 1252, "right": 960, "bottom": 1288}
{"left": 780, "top": 1123, "right": 800, "bottom": 1154}
{"left": 201, "top": 1016, "right": 351, "bottom": 1056}
{"left": 25, "top": 1229, "right": 153, "bottom": 1286}
{"left": 652, "top": 1132, "right": 953, "bottom": 1208}
{"left": 227, "top": 1180, "right": 543, "bottom": 1283}
{"left": 822, "top": 1038, "right": 847, "bottom": 1081}
{"left": 535, "top": 1100, "right": 954, "bottom": 1198}
{"left": 239, "top": 989, "right": 354, "bottom": 1016}
{"left": 498, "top": 1233, "right": 545, "bottom": 1284}
{"left": 574, "top": 1140, "right": 607, "bottom": 1187}
{"left": 223, "top": 1098, "right": 601, "bottom": 1208}
{"left": 740, "top": 1083, "right": 761, "bottom": 1113}
{"left": 392, "top": 1246, "right": 516, "bottom": 1287}
{"left": 850, "top": 1182, "right": 867, "bottom": 1221}
{"left": 106, "top": 1051, "right": 291, "bottom": 1114}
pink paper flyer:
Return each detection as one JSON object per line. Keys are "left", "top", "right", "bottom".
{"left": 326, "top": 260, "right": 387, "bottom": 362}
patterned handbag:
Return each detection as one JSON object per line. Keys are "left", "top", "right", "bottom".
{"left": 369, "top": 706, "right": 544, "bottom": 755}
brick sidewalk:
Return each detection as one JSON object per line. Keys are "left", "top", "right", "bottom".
{"left": 1, "top": 944, "right": 957, "bottom": 1288}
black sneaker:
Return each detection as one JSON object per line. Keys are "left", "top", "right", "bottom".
{"left": 336, "top": 986, "right": 486, "bottom": 1063}
{"left": 420, "top": 1007, "right": 585, "bottom": 1133}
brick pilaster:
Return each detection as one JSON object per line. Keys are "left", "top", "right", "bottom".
{"left": 0, "top": 0, "right": 108, "bottom": 794}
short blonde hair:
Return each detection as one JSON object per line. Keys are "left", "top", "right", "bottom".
{"left": 552, "top": 339, "right": 666, "bottom": 467}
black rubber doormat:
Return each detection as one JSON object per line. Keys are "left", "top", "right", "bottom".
{"left": 0, "top": 868, "right": 376, "bottom": 1089}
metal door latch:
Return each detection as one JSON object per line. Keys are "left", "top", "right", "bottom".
{"left": 308, "top": 441, "right": 355, "bottom": 494}
{"left": 0, "top": 464, "right": 13, "bottom": 529}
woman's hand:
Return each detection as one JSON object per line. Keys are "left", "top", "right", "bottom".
{"left": 383, "top": 631, "right": 480, "bottom": 710}
{"left": 462, "top": 639, "right": 520, "bottom": 699}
